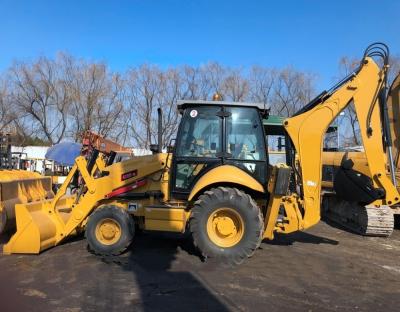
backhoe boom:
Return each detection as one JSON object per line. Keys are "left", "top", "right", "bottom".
{"left": 280, "top": 55, "right": 400, "bottom": 231}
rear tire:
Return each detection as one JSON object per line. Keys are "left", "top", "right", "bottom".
{"left": 190, "top": 187, "right": 263, "bottom": 265}
{"left": 86, "top": 205, "right": 134, "bottom": 256}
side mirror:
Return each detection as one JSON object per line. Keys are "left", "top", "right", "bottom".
{"left": 150, "top": 144, "right": 160, "bottom": 154}
{"left": 167, "top": 138, "right": 176, "bottom": 153}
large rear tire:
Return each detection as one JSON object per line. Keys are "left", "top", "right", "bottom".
{"left": 86, "top": 205, "right": 134, "bottom": 256}
{"left": 190, "top": 187, "right": 263, "bottom": 265}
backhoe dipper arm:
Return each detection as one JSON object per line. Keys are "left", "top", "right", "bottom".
{"left": 283, "top": 56, "right": 400, "bottom": 230}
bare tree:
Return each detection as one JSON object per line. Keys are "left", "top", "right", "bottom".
{"left": 248, "top": 66, "right": 275, "bottom": 107}
{"left": 222, "top": 68, "right": 249, "bottom": 102}
{"left": 125, "top": 65, "right": 188, "bottom": 149}
{"left": 9, "top": 57, "right": 69, "bottom": 144}
{"left": 158, "top": 68, "right": 184, "bottom": 147}
{"left": 180, "top": 65, "right": 202, "bottom": 100}
{"left": 272, "top": 67, "right": 316, "bottom": 117}
{"left": 125, "top": 64, "right": 162, "bottom": 149}
{"left": 2, "top": 52, "right": 324, "bottom": 149}
{"left": 61, "top": 54, "right": 125, "bottom": 141}
{"left": 200, "top": 62, "right": 226, "bottom": 98}
{"left": 0, "top": 78, "right": 19, "bottom": 132}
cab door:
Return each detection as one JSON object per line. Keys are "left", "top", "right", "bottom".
{"left": 224, "top": 107, "right": 268, "bottom": 185}
{"left": 171, "top": 106, "right": 223, "bottom": 198}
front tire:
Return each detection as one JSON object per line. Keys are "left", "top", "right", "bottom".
{"left": 86, "top": 205, "right": 134, "bottom": 256}
{"left": 190, "top": 187, "right": 263, "bottom": 265}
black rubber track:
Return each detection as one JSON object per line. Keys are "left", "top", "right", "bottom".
{"left": 86, "top": 205, "right": 135, "bottom": 256}
{"left": 190, "top": 187, "right": 264, "bottom": 265}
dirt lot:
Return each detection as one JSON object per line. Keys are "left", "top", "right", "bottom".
{"left": 0, "top": 221, "right": 399, "bottom": 312}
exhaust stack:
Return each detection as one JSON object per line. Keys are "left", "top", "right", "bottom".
{"left": 150, "top": 108, "right": 163, "bottom": 154}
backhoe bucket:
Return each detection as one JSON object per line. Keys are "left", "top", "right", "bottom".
{"left": 3, "top": 196, "right": 74, "bottom": 254}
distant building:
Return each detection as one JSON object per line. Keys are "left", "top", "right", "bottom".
{"left": 10, "top": 145, "right": 147, "bottom": 173}
{"left": 11, "top": 146, "right": 51, "bottom": 173}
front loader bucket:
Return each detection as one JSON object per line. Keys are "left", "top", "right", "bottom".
{"left": 3, "top": 196, "right": 74, "bottom": 254}
{"left": 0, "top": 172, "right": 54, "bottom": 234}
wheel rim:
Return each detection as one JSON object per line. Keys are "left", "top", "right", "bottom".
{"left": 95, "top": 218, "right": 122, "bottom": 245}
{"left": 206, "top": 207, "right": 244, "bottom": 248}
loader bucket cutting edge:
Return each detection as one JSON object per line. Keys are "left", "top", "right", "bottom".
{"left": 3, "top": 196, "right": 75, "bottom": 254}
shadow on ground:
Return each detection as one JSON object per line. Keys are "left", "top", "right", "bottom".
{"left": 264, "top": 231, "right": 339, "bottom": 246}
{"left": 320, "top": 214, "right": 363, "bottom": 235}
{"left": 92, "top": 232, "right": 231, "bottom": 312}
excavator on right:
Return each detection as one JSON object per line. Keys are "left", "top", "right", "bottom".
{"left": 322, "top": 44, "right": 400, "bottom": 236}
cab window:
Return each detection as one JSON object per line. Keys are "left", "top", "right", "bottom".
{"left": 226, "top": 107, "right": 266, "bottom": 161}
{"left": 176, "top": 106, "right": 221, "bottom": 158}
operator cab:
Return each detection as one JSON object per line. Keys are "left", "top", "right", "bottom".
{"left": 171, "top": 100, "right": 269, "bottom": 199}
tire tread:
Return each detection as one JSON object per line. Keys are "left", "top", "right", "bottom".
{"left": 190, "top": 187, "right": 263, "bottom": 265}
{"left": 86, "top": 205, "right": 134, "bottom": 256}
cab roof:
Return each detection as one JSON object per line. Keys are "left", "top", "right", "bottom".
{"left": 177, "top": 100, "right": 268, "bottom": 112}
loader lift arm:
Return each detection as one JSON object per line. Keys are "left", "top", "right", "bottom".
{"left": 3, "top": 150, "right": 167, "bottom": 254}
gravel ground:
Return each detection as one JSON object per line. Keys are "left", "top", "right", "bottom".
{"left": 0, "top": 221, "right": 399, "bottom": 312}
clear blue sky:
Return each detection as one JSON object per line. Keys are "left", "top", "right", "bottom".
{"left": 1, "top": 0, "right": 399, "bottom": 89}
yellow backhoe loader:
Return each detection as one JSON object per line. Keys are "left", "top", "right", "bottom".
{"left": 3, "top": 43, "right": 399, "bottom": 264}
